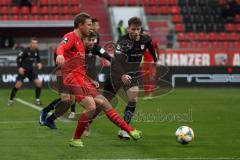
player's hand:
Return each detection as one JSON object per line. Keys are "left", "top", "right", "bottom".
{"left": 121, "top": 74, "right": 132, "bottom": 86}
{"left": 93, "top": 81, "right": 100, "bottom": 88}
{"left": 56, "top": 55, "right": 65, "bottom": 65}
{"left": 36, "top": 63, "right": 42, "bottom": 70}
{"left": 18, "top": 67, "right": 25, "bottom": 75}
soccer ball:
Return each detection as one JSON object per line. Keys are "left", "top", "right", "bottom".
{"left": 175, "top": 126, "right": 194, "bottom": 144}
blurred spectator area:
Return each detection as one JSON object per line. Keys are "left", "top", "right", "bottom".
{"left": 0, "top": 0, "right": 81, "bottom": 20}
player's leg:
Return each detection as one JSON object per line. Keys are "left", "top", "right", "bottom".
{"left": 68, "top": 102, "right": 76, "bottom": 119}
{"left": 70, "top": 96, "right": 96, "bottom": 147}
{"left": 8, "top": 79, "right": 23, "bottom": 106}
{"left": 39, "top": 98, "right": 61, "bottom": 125}
{"left": 118, "top": 86, "right": 139, "bottom": 139}
{"left": 33, "top": 78, "right": 42, "bottom": 105}
{"left": 94, "top": 94, "right": 142, "bottom": 140}
{"left": 44, "top": 93, "right": 74, "bottom": 129}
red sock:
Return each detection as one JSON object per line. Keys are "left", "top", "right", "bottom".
{"left": 73, "top": 113, "right": 89, "bottom": 139}
{"left": 106, "top": 108, "right": 134, "bottom": 133}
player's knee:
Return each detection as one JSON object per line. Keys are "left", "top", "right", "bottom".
{"left": 60, "top": 93, "right": 71, "bottom": 101}
{"left": 34, "top": 79, "right": 42, "bottom": 87}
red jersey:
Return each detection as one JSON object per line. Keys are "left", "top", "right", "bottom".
{"left": 143, "top": 39, "right": 159, "bottom": 62}
{"left": 56, "top": 31, "right": 85, "bottom": 76}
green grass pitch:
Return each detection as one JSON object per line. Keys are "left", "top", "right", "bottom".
{"left": 0, "top": 88, "right": 239, "bottom": 160}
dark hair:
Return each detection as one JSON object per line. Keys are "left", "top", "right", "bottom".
{"left": 128, "top": 17, "right": 142, "bottom": 26}
{"left": 74, "top": 12, "right": 91, "bottom": 28}
{"left": 30, "top": 37, "right": 38, "bottom": 42}
{"left": 88, "top": 31, "right": 97, "bottom": 38}
{"left": 92, "top": 18, "right": 98, "bottom": 24}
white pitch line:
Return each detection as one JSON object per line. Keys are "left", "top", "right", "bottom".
{"left": 15, "top": 98, "right": 71, "bottom": 122}
{"left": 75, "top": 158, "right": 240, "bottom": 160}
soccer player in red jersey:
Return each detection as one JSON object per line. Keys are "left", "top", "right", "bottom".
{"left": 141, "top": 30, "right": 160, "bottom": 100}
{"left": 50, "top": 13, "right": 141, "bottom": 147}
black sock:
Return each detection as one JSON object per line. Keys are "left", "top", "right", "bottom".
{"left": 123, "top": 101, "right": 136, "bottom": 124}
{"left": 35, "top": 87, "right": 41, "bottom": 99}
{"left": 70, "top": 102, "right": 76, "bottom": 112}
{"left": 10, "top": 87, "right": 18, "bottom": 100}
{"left": 46, "top": 113, "right": 57, "bottom": 123}
{"left": 43, "top": 98, "right": 61, "bottom": 113}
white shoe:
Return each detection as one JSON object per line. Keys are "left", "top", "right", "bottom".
{"left": 118, "top": 130, "right": 130, "bottom": 140}
{"left": 7, "top": 100, "right": 13, "bottom": 106}
{"left": 68, "top": 112, "right": 75, "bottom": 119}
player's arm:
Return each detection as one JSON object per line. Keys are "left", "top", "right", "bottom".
{"left": 93, "top": 45, "right": 112, "bottom": 62}
{"left": 112, "top": 41, "right": 131, "bottom": 85}
{"left": 16, "top": 49, "right": 27, "bottom": 75}
{"left": 146, "top": 38, "right": 158, "bottom": 63}
{"left": 56, "top": 36, "right": 74, "bottom": 65}
{"left": 36, "top": 49, "right": 42, "bottom": 70}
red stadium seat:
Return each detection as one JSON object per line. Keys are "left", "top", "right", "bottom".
{"left": 40, "top": 0, "right": 49, "bottom": 6}
{"left": 52, "top": 15, "right": 60, "bottom": 20}
{"left": 172, "top": 15, "right": 182, "bottom": 23}
{"left": 107, "top": 0, "right": 116, "bottom": 6}
{"left": 179, "top": 41, "right": 189, "bottom": 48}
{"left": 140, "top": 0, "right": 147, "bottom": 6}
{"left": 52, "top": 6, "right": 60, "bottom": 15}
{"left": 20, "top": 6, "right": 30, "bottom": 15}
{"left": 61, "top": 0, "right": 69, "bottom": 6}
{"left": 0, "top": 0, "right": 10, "bottom": 6}
{"left": 235, "top": 14, "right": 240, "bottom": 22}
{"left": 11, "top": 6, "right": 20, "bottom": 15}
{"left": 31, "top": 15, "right": 39, "bottom": 20}
{"left": 41, "top": 6, "right": 50, "bottom": 15}
{"left": 168, "top": 0, "right": 177, "bottom": 5}
{"left": 149, "top": 6, "right": 159, "bottom": 14}
{"left": 218, "top": 32, "right": 227, "bottom": 41}
{"left": 211, "top": 41, "right": 220, "bottom": 49}
{"left": 1, "top": 15, "right": 8, "bottom": 20}
{"left": 175, "top": 24, "right": 185, "bottom": 32}
{"left": 221, "top": 41, "right": 231, "bottom": 49}
{"left": 63, "top": 15, "right": 72, "bottom": 20}
{"left": 228, "top": 32, "right": 239, "bottom": 41}
{"left": 148, "top": 0, "right": 157, "bottom": 5}
{"left": 40, "top": 15, "right": 50, "bottom": 20}
{"left": 233, "top": 41, "right": 240, "bottom": 48}
{"left": 170, "top": 6, "right": 180, "bottom": 14}
{"left": 19, "top": 15, "right": 30, "bottom": 20}
{"left": 159, "top": 6, "right": 169, "bottom": 15}
{"left": 144, "top": 7, "right": 151, "bottom": 14}
{"left": 0, "top": 6, "right": 8, "bottom": 15}
{"left": 128, "top": 0, "right": 138, "bottom": 6}
{"left": 187, "top": 32, "right": 197, "bottom": 41}
{"left": 72, "top": 6, "right": 80, "bottom": 14}
{"left": 51, "top": 0, "right": 59, "bottom": 6}
{"left": 158, "top": 0, "right": 168, "bottom": 6}
{"left": 236, "top": 24, "right": 240, "bottom": 32}
{"left": 208, "top": 32, "right": 217, "bottom": 41}
{"left": 225, "top": 23, "right": 235, "bottom": 32}
{"left": 118, "top": 0, "right": 125, "bottom": 5}
{"left": 199, "top": 41, "right": 211, "bottom": 49}
{"left": 177, "top": 33, "right": 187, "bottom": 41}
{"left": 198, "top": 32, "right": 208, "bottom": 41}
{"left": 31, "top": 6, "right": 39, "bottom": 15}
{"left": 11, "top": 15, "right": 19, "bottom": 21}
{"left": 71, "top": 0, "right": 79, "bottom": 6}
{"left": 62, "top": 6, "right": 70, "bottom": 15}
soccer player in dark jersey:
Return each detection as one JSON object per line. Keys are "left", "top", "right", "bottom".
{"left": 39, "top": 32, "right": 112, "bottom": 124}
{"left": 40, "top": 13, "right": 141, "bottom": 147}
{"left": 94, "top": 17, "right": 158, "bottom": 140}
{"left": 92, "top": 18, "right": 100, "bottom": 45}
{"left": 8, "top": 37, "right": 43, "bottom": 106}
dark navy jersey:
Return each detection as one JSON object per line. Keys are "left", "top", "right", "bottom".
{"left": 112, "top": 34, "right": 158, "bottom": 77}
{"left": 16, "top": 47, "right": 41, "bottom": 70}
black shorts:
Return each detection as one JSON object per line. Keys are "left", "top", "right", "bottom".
{"left": 103, "top": 76, "right": 139, "bottom": 101}
{"left": 16, "top": 69, "right": 38, "bottom": 82}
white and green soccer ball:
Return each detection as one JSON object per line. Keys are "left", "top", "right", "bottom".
{"left": 175, "top": 126, "right": 194, "bottom": 144}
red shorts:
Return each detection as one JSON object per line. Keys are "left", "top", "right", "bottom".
{"left": 63, "top": 72, "right": 100, "bottom": 102}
